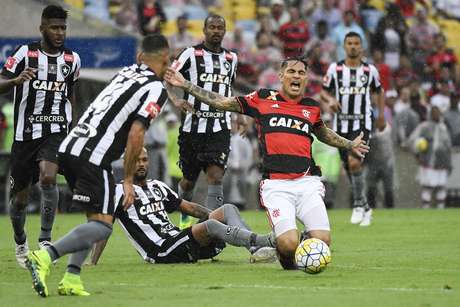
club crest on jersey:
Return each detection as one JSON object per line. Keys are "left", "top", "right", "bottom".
{"left": 60, "top": 63, "right": 71, "bottom": 77}
{"left": 223, "top": 61, "right": 231, "bottom": 71}
{"left": 269, "top": 116, "right": 309, "bottom": 133}
{"left": 360, "top": 74, "right": 368, "bottom": 83}
{"left": 152, "top": 187, "right": 162, "bottom": 199}
{"left": 302, "top": 109, "right": 310, "bottom": 118}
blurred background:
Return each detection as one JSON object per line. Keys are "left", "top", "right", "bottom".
{"left": 0, "top": 0, "right": 459, "bottom": 213}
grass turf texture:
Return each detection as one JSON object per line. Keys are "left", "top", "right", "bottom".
{"left": 0, "top": 209, "right": 459, "bottom": 307}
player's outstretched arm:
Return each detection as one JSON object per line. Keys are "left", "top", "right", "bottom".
{"left": 164, "top": 67, "right": 242, "bottom": 113}
{"left": 313, "top": 125, "right": 370, "bottom": 159}
{"left": 179, "top": 200, "right": 211, "bottom": 220}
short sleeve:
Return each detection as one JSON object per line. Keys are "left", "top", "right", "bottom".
{"left": 73, "top": 52, "right": 81, "bottom": 82}
{"left": 235, "top": 90, "right": 261, "bottom": 118}
{"left": 171, "top": 47, "right": 192, "bottom": 74}
{"left": 322, "top": 63, "right": 335, "bottom": 92}
{"left": 1, "top": 45, "right": 27, "bottom": 79}
{"left": 369, "top": 65, "right": 382, "bottom": 92}
{"left": 155, "top": 181, "right": 182, "bottom": 213}
{"left": 135, "top": 81, "right": 168, "bottom": 129}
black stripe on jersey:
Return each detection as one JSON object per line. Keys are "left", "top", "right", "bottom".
{"left": 264, "top": 154, "right": 311, "bottom": 174}
{"left": 180, "top": 69, "right": 191, "bottom": 129}
{"left": 206, "top": 54, "right": 221, "bottom": 132}
{"left": 23, "top": 44, "right": 39, "bottom": 140}
{"left": 347, "top": 68, "right": 357, "bottom": 129}
{"left": 117, "top": 212, "right": 160, "bottom": 257}
{"left": 42, "top": 56, "right": 58, "bottom": 136}
{"left": 191, "top": 53, "right": 205, "bottom": 133}
{"left": 12, "top": 60, "right": 25, "bottom": 139}
{"left": 336, "top": 63, "right": 343, "bottom": 132}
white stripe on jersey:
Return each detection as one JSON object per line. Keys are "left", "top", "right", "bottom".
{"left": 117, "top": 220, "right": 149, "bottom": 260}
{"left": 102, "top": 169, "right": 109, "bottom": 214}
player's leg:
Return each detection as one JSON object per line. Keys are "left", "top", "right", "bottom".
{"left": 191, "top": 219, "right": 274, "bottom": 250}
{"left": 259, "top": 179, "right": 298, "bottom": 269}
{"left": 9, "top": 140, "right": 36, "bottom": 268}
{"left": 206, "top": 164, "right": 225, "bottom": 210}
{"left": 26, "top": 157, "right": 114, "bottom": 297}
{"left": 37, "top": 133, "right": 65, "bottom": 246}
{"left": 297, "top": 176, "right": 331, "bottom": 249}
{"left": 421, "top": 186, "right": 433, "bottom": 208}
{"left": 347, "top": 130, "right": 371, "bottom": 224}
{"left": 382, "top": 164, "right": 395, "bottom": 208}
{"left": 202, "top": 130, "right": 230, "bottom": 211}
{"left": 37, "top": 160, "right": 59, "bottom": 246}
{"left": 177, "top": 133, "right": 200, "bottom": 228}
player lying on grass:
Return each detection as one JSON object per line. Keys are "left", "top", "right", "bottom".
{"left": 165, "top": 57, "right": 369, "bottom": 269}
{"left": 89, "top": 148, "right": 277, "bottom": 265}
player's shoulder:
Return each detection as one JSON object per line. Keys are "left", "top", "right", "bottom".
{"left": 62, "top": 47, "right": 81, "bottom": 62}
{"left": 221, "top": 47, "right": 237, "bottom": 61}
{"left": 299, "top": 96, "right": 320, "bottom": 107}
{"left": 253, "top": 88, "right": 277, "bottom": 99}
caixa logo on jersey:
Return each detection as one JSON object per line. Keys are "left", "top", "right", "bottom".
{"left": 338, "top": 86, "right": 366, "bottom": 95}
{"left": 269, "top": 116, "right": 310, "bottom": 133}
{"left": 139, "top": 201, "right": 165, "bottom": 215}
{"left": 32, "top": 80, "right": 66, "bottom": 92}
{"left": 199, "top": 73, "right": 230, "bottom": 85}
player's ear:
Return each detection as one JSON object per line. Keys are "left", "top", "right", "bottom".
{"left": 136, "top": 52, "right": 143, "bottom": 65}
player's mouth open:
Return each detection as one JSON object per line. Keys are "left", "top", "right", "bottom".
{"left": 290, "top": 82, "right": 300, "bottom": 90}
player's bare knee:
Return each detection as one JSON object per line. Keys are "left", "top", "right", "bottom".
{"left": 308, "top": 231, "right": 331, "bottom": 246}
{"left": 276, "top": 236, "right": 298, "bottom": 256}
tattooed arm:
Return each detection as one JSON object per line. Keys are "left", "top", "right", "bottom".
{"left": 179, "top": 200, "right": 212, "bottom": 220}
{"left": 164, "top": 67, "right": 242, "bottom": 113}
{"left": 313, "top": 125, "right": 370, "bottom": 158}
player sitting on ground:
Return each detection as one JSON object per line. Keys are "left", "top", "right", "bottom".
{"left": 89, "top": 148, "right": 276, "bottom": 265}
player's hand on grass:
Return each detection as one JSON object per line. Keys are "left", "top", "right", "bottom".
{"left": 165, "top": 68, "right": 186, "bottom": 88}
{"left": 122, "top": 181, "right": 135, "bottom": 210}
{"left": 13, "top": 67, "right": 36, "bottom": 85}
{"left": 350, "top": 132, "right": 370, "bottom": 159}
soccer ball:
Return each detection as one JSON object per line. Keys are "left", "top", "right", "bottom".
{"left": 295, "top": 238, "right": 331, "bottom": 274}
{"left": 415, "top": 137, "right": 429, "bottom": 152}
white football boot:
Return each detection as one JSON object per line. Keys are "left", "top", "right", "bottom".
{"left": 350, "top": 207, "right": 365, "bottom": 224}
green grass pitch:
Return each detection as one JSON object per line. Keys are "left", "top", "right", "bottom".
{"left": 0, "top": 209, "right": 459, "bottom": 307}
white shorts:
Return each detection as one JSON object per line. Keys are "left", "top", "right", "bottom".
{"left": 417, "top": 167, "right": 448, "bottom": 187}
{"left": 259, "top": 176, "right": 330, "bottom": 237}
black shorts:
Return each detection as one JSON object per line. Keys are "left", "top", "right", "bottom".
{"left": 153, "top": 227, "right": 225, "bottom": 264}
{"left": 10, "top": 133, "right": 65, "bottom": 193}
{"left": 178, "top": 131, "right": 230, "bottom": 182}
{"left": 338, "top": 129, "right": 371, "bottom": 169}
{"left": 59, "top": 154, "right": 116, "bottom": 215}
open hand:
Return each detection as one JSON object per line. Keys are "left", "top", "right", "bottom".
{"left": 13, "top": 67, "right": 36, "bottom": 85}
{"left": 350, "top": 132, "right": 370, "bottom": 159}
{"left": 164, "top": 67, "right": 186, "bottom": 88}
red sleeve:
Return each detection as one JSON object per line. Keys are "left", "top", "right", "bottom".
{"left": 236, "top": 90, "right": 261, "bottom": 118}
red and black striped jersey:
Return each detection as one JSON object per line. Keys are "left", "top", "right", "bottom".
{"left": 236, "top": 89, "right": 323, "bottom": 180}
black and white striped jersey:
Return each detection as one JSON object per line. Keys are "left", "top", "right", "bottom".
{"left": 1, "top": 42, "right": 80, "bottom": 141}
{"left": 322, "top": 60, "right": 381, "bottom": 134}
{"left": 171, "top": 43, "right": 237, "bottom": 134}
{"left": 59, "top": 63, "right": 167, "bottom": 169}
{"left": 114, "top": 179, "right": 182, "bottom": 261}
